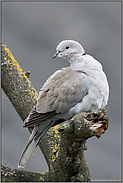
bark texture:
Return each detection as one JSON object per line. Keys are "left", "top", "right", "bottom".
{"left": 1, "top": 41, "right": 109, "bottom": 182}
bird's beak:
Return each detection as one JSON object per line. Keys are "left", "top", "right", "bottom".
{"left": 52, "top": 52, "right": 60, "bottom": 59}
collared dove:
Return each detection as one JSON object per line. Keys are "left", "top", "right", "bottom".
{"left": 18, "top": 40, "right": 109, "bottom": 168}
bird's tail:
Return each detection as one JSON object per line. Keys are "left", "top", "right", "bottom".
{"left": 18, "top": 120, "right": 54, "bottom": 168}
{"left": 18, "top": 126, "right": 41, "bottom": 168}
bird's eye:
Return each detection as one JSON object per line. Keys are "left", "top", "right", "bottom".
{"left": 66, "top": 46, "right": 69, "bottom": 49}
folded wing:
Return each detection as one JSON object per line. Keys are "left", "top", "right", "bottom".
{"left": 24, "top": 67, "right": 89, "bottom": 128}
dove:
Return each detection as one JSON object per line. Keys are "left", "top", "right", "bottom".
{"left": 18, "top": 40, "right": 109, "bottom": 168}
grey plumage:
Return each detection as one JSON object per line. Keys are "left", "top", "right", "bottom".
{"left": 18, "top": 40, "right": 109, "bottom": 168}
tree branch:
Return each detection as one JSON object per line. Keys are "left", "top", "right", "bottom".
{"left": 1, "top": 41, "right": 109, "bottom": 182}
{"left": 1, "top": 164, "right": 48, "bottom": 182}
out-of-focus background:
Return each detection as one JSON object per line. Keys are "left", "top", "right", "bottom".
{"left": 2, "top": 2, "right": 121, "bottom": 181}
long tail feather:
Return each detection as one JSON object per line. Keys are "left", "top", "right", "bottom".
{"left": 18, "top": 119, "right": 54, "bottom": 168}
{"left": 18, "top": 127, "right": 41, "bottom": 168}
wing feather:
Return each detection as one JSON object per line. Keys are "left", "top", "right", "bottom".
{"left": 24, "top": 106, "right": 58, "bottom": 128}
{"left": 25, "top": 67, "right": 89, "bottom": 127}
{"left": 36, "top": 67, "right": 89, "bottom": 114}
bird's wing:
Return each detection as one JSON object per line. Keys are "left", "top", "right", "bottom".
{"left": 24, "top": 67, "right": 89, "bottom": 128}
{"left": 23, "top": 106, "right": 58, "bottom": 127}
{"left": 37, "top": 67, "right": 89, "bottom": 113}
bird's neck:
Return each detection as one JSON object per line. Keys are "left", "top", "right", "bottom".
{"left": 70, "top": 54, "right": 102, "bottom": 72}
{"left": 68, "top": 53, "right": 83, "bottom": 64}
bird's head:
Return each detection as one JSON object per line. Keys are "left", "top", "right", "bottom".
{"left": 53, "top": 40, "right": 85, "bottom": 62}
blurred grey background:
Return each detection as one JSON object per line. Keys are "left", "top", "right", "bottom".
{"left": 2, "top": 2, "right": 121, "bottom": 181}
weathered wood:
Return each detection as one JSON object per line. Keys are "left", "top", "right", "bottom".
{"left": 1, "top": 164, "right": 48, "bottom": 182}
{"left": 1, "top": 41, "right": 38, "bottom": 121}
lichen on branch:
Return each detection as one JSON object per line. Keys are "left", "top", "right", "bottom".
{"left": 1, "top": 41, "right": 38, "bottom": 121}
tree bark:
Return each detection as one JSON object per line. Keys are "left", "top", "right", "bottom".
{"left": 1, "top": 41, "right": 109, "bottom": 182}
